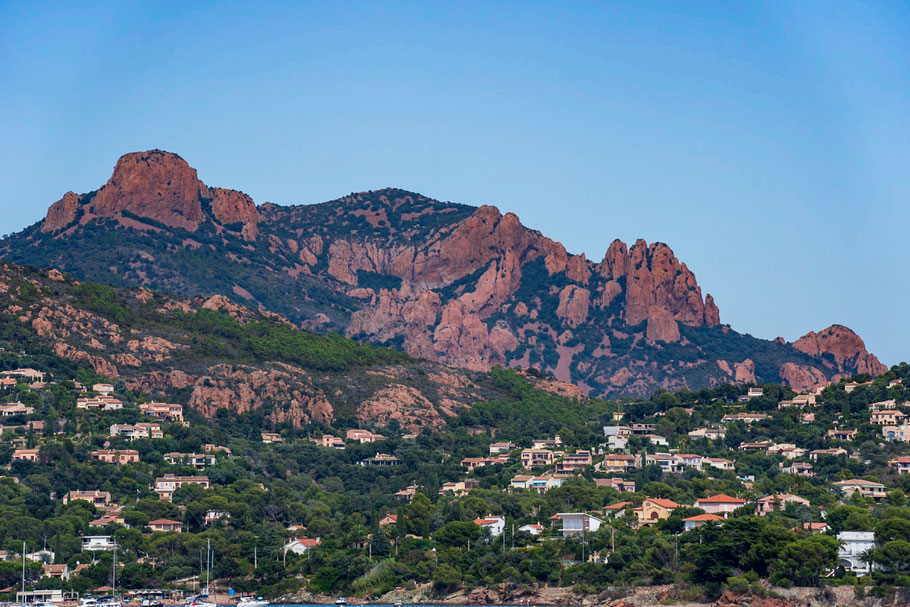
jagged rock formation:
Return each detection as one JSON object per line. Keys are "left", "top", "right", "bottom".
{"left": 1, "top": 150, "right": 886, "bottom": 396}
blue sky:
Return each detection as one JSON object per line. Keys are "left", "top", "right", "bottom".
{"left": 1, "top": 2, "right": 908, "bottom": 365}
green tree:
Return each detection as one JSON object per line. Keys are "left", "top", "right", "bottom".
{"left": 773, "top": 535, "right": 838, "bottom": 586}
{"left": 434, "top": 521, "right": 482, "bottom": 548}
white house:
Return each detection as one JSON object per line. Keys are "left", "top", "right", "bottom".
{"left": 605, "top": 434, "right": 629, "bottom": 450}
{"left": 473, "top": 516, "right": 506, "bottom": 537}
{"left": 283, "top": 538, "right": 321, "bottom": 554}
{"left": 81, "top": 536, "right": 117, "bottom": 551}
{"left": 553, "top": 513, "right": 603, "bottom": 537}
{"left": 518, "top": 523, "right": 544, "bottom": 536}
{"left": 17, "top": 590, "right": 63, "bottom": 604}
{"left": 837, "top": 531, "right": 877, "bottom": 574}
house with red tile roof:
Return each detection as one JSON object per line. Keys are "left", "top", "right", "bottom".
{"left": 754, "top": 494, "right": 810, "bottom": 516}
{"left": 695, "top": 494, "right": 746, "bottom": 517}
{"left": 792, "top": 522, "right": 828, "bottom": 534}
{"left": 148, "top": 519, "right": 183, "bottom": 533}
{"left": 683, "top": 513, "right": 724, "bottom": 530}
{"left": 833, "top": 479, "right": 886, "bottom": 500}
{"left": 378, "top": 513, "right": 398, "bottom": 526}
{"left": 473, "top": 516, "right": 505, "bottom": 536}
{"left": 638, "top": 497, "right": 680, "bottom": 525}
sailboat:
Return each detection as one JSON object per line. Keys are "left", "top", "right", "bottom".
{"left": 188, "top": 540, "right": 217, "bottom": 607}
{"left": 98, "top": 542, "right": 123, "bottom": 607}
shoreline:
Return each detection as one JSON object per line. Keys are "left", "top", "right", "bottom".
{"left": 278, "top": 582, "right": 910, "bottom": 607}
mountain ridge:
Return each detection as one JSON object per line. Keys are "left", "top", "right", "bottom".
{"left": 1, "top": 150, "right": 886, "bottom": 396}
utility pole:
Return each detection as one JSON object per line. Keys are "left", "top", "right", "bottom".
{"left": 674, "top": 533, "right": 679, "bottom": 571}
{"left": 582, "top": 523, "right": 586, "bottom": 563}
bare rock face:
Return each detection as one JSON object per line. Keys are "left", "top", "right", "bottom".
{"left": 645, "top": 305, "right": 680, "bottom": 343}
{"left": 41, "top": 150, "right": 260, "bottom": 238}
{"left": 734, "top": 359, "right": 756, "bottom": 383}
{"left": 599, "top": 239, "right": 709, "bottom": 327}
{"left": 556, "top": 285, "right": 591, "bottom": 327}
{"left": 90, "top": 150, "right": 209, "bottom": 230}
{"left": 432, "top": 301, "right": 518, "bottom": 369}
{"left": 793, "top": 324, "right": 886, "bottom": 376}
{"left": 42, "top": 191, "right": 82, "bottom": 232}
{"left": 187, "top": 363, "right": 333, "bottom": 427}
{"left": 779, "top": 362, "right": 829, "bottom": 392}
{"left": 357, "top": 384, "right": 447, "bottom": 431}
{"left": 704, "top": 294, "right": 720, "bottom": 327}
{"left": 211, "top": 187, "right": 260, "bottom": 240}
{"left": 201, "top": 294, "right": 251, "bottom": 320}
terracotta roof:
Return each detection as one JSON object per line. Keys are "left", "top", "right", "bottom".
{"left": 646, "top": 497, "right": 679, "bottom": 509}
{"left": 793, "top": 522, "right": 828, "bottom": 531}
{"left": 149, "top": 518, "right": 182, "bottom": 525}
{"left": 683, "top": 513, "right": 724, "bottom": 522}
{"left": 835, "top": 479, "right": 884, "bottom": 487}
{"left": 603, "top": 501, "right": 632, "bottom": 510}
{"left": 473, "top": 517, "right": 501, "bottom": 526}
{"left": 697, "top": 494, "right": 746, "bottom": 504}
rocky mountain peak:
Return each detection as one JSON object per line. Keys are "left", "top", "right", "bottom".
{"left": 793, "top": 324, "right": 886, "bottom": 376}
{"left": 41, "top": 150, "right": 259, "bottom": 239}
{"left": 91, "top": 150, "right": 208, "bottom": 230}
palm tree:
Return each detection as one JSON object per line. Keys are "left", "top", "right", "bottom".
{"left": 859, "top": 547, "right": 876, "bottom": 573}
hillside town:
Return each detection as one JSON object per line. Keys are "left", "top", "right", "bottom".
{"left": 1, "top": 357, "right": 910, "bottom": 604}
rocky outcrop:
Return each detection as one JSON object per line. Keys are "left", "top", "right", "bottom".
{"left": 645, "top": 305, "right": 680, "bottom": 343}
{"left": 793, "top": 325, "right": 886, "bottom": 376}
{"left": 210, "top": 187, "right": 259, "bottom": 239}
{"left": 600, "top": 239, "right": 710, "bottom": 327}
{"left": 187, "top": 364, "right": 333, "bottom": 427}
{"left": 556, "top": 285, "right": 591, "bottom": 327}
{"left": 357, "top": 384, "right": 448, "bottom": 431}
{"left": 704, "top": 294, "right": 720, "bottom": 327}
{"left": 43, "top": 191, "right": 82, "bottom": 232}
{"left": 734, "top": 359, "right": 756, "bottom": 384}
{"left": 41, "top": 150, "right": 259, "bottom": 239}
{"left": 779, "top": 362, "right": 829, "bottom": 392}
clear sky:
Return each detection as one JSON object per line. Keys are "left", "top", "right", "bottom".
{"left": 1, "top": 2, "right": 908, "bottom": 365}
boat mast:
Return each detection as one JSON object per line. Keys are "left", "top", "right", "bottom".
{"left": 112, "top": 541, "right": 117, "bottom": 599}
{"left": 210, "top": 540, "right": 216, "bottom": 606}
{"left": 21, "top": 540, "right": 25, "bottom": 604}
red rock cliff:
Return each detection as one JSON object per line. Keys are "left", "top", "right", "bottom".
{"left": 41, "top": 150, "right": 259, "bottom": 239}
{"left": 793, "top": 324, "right": 886, "bottom": 376}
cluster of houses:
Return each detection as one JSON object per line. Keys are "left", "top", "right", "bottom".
{"left": 2, "top": 363, "right": 909, "bottom": 581}
{"left": 309, "top": 428, "right": 387, "bottom": 448}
